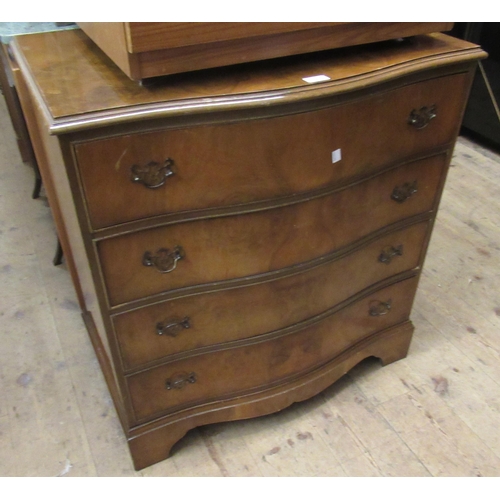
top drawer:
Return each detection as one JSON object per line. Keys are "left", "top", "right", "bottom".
{"left": 74, "top": 73, "right": 470, "bottom": 230}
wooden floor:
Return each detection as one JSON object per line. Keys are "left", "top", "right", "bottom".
{"left": 1, "top": 94, "right": 500, "bottom": 478}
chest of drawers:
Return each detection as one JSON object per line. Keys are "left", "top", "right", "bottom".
{"left": 11, "top": 29, "right": 485, "bottom": 470}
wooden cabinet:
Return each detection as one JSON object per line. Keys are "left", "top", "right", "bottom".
{"left": 77, "top": 22, "right": 454, "bottom": 80}
{"left": 10, "top": 28, "right": 485, "bottom": 470}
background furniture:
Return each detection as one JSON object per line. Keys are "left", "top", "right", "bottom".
{"left": 451, "top": 22, "right": 500, "bottom": 150}
{"left": 77, "top": 22, "right": 453, "bottom": 80}
{"left": 0, "top": 23, "right": 76, "bottom": 266}
{"left": 0, "top": 23, "right": 75, "bottom": 197}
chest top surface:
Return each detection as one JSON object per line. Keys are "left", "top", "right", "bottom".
{"left": 11, "top": 29, "right": 485, "bottom": 134}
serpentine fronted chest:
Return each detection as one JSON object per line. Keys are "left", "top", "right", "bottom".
{"left": 11, "top": 29, "right": 486, "bottom": 470}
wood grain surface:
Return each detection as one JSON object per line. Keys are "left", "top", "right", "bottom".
{"left": 2, "top": 79, "right": 500, "bottom": 475}
{"left": 127, "top": 277, "right": 419, "bottom": 423}
{"left": 4, "top": 29, "right": 489, "bottom": 473}
{"left": 75, "top": 73, "right": 469, "bottom": 229}
{"left": 113, "top": 222, "right": 429, "bottom": 371}
{"left": 98, "top": 154, "right": 446, "bottom": 306}
{"left": 11, "top": 30, "right": 484, "bottom": 131}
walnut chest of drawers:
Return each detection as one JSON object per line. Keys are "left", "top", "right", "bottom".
{"left": 11, "top": 29, "right": 486, "bottom": 470}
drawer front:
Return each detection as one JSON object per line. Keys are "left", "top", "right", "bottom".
{"left": 127, "top": 276, "right": 418, "bottom": 422}
{"left": 114, "top": 221, "right": 429, "bottom": 370}
{"left": 99, "top": 154, "right": 446, "bottom": 306}
{"left": 75, "top": 73, "right": 470, "bottom": 229}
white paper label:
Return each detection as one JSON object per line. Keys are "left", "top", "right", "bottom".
{"left": 332, "top": 149, "right": 342, "bottom": 163}
{"left": 302, "top": 74, "right": 331, "bottom": 84}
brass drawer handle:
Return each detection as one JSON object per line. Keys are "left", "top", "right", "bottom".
{"left": 408, "top": 105, "right": 437, "bottom": 129}
{"left": 369, "top": 299, "right": 392, "bottom": 316}
{"left": 142, "top": 246, "right": 185, "bottom": 273}
{"left": 156, "top": 316, "right": 191, "bottom": 337}
{"left": 391, "top": 181, "right": 417, "bottom": 203}
{"left": 166, "top": 372, "right": 197, "bottom": 390}
{"left": 378, "top": 244, "right": 403, "bottom": 264}
{"left": 130, "top": 158, "right": 174, "bottom": 189}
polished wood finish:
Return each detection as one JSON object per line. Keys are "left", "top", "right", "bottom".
{"left": 5, "top": 109, "right": 500, "bottom": 477}
{"left": 122, "top": 23, "right": 453, "bottom": 54}
{"left": 128, "top": 276, "right": 419, "bottom": 423}
{"left": 113, "top": 221, "right": 429, "bottom": 371}
{"left": 12, "top": 30, "right": 482, "bottom": 130}
{"left": 99, "top": 154, "right": 446, "bottom": 306}
{"left": 75, "top": 73, "right": 470, "bottom": 229}
{"left": 77, "top": 23, "right": 454, "bottom": 80}
{"left": 77, "top": 22, "right": 137, "bottom": 80}
{"left": 10, "top": 28, "right": 486, "bottom": 470}
{"left": 128, "top": 320, "right": 416, "bottom": 471}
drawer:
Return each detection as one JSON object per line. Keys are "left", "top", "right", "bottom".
{"left": 75, "top": 73, "right": 470, "bottom": 229}
{"left": 99, "top": 154, "right": 446, "bottom": 306}
{"left": 114, "top": 221, "right": 429, "bottom": 371}
{"left": 127, "top": 276, "right": 418, "bottom": 422}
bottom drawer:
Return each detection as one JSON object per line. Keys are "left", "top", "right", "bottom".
{"left": 127, "top": 276, "right": 418, "bottom": 422}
